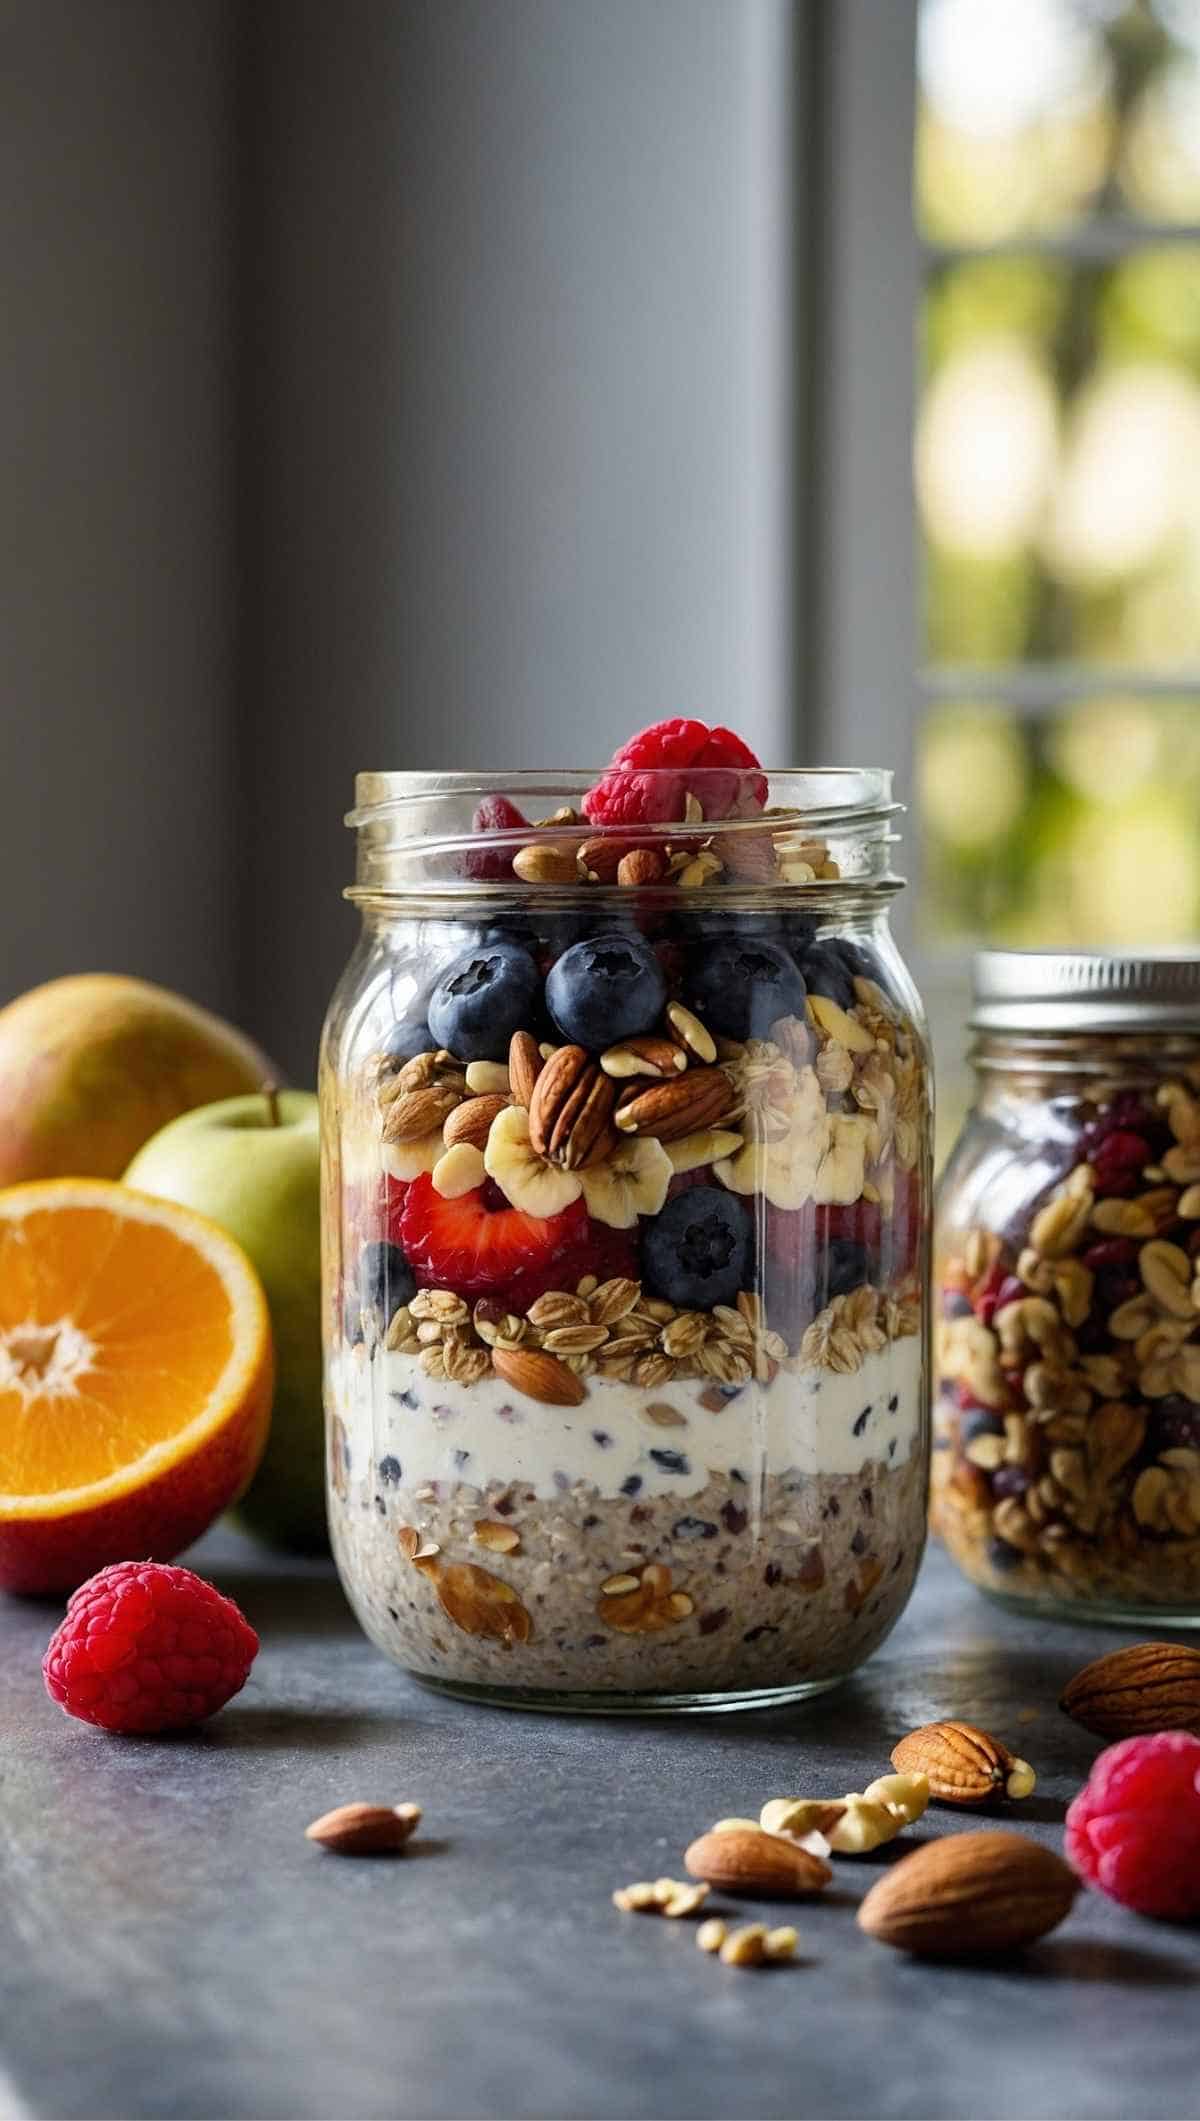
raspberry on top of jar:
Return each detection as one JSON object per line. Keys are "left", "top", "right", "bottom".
{"left": 325, "top": 726, "right": 929, "bottom": 1697}
{"left": 934, "top": 949, "right": 1200, "bottom": 1621}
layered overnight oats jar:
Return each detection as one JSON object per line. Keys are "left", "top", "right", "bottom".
{"left": 321, "top": 753, "right": 931, "bottom": 1708}
{"left": 935, "top": 951, "right": 1200, "bottom": 1626}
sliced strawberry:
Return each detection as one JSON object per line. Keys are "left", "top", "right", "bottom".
{"left": 495, "top": 1223, "right": 640, "bottom": 1313}
{"left": 462, "top": 793, "right": 531, "bottom": 881}
{"left": 582, "top": 718, "right": 766, "bottom": 826}
{"left": 815, "top": 1199, "right": 884, "bottom": 1254}
{"left": 398, "top": 1174, "right": 590, "bottom": 1297}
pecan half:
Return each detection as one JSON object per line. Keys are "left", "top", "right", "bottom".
{"left": 613, "top": 1066, "right": 735, "bottom": 1142}
{"left": 527, "top": 1045, "right": 616, "bottom": 1169}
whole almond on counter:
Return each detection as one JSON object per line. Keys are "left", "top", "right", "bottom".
{"left": 857, "top": 1832, "right": 1078, "bottom": 1957}
{"left": 305, "top": 1802, "right": 422, "bottom": 1854}
{"left": 891, "top": 1721, "right": 1036, "bottom": 1805}
{"left": 684, "top": 1826, "right": 832, "bottom": 1898}
{"left": 1060, "top": 1641, "right": 1200, "bottom": 1738}
{"left": 491, "top": 1344, "right": 587, "bottom": 1407}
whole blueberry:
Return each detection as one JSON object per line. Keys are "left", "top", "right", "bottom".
{"left": 643, "top": 1187, "right": 751, "bottom": 1309}
{"left": 987, "top": 1535, "right": 1023, "bottom": 1575}
{"left": 1145, "top": 1394, "right": 1200, "bottom": 1455}
{"left": 960, "top": 1407, "right": 1003, "bottom": 1446}
{"left": 791, "top": 939, "right": 858, "bottom": 1012}
{"left": 428, "top": 941, "right": 541, "bottom": 1062}
{"left": 478, "top": 921, "right": 538, "bottom": 957}
{"left": 991, "top": 1465, "right": 1030, "bottom": 1499}
{"left": 826, "top": 1238, "right": 869, "bottom": 1299}
{"left": 383, "top": 1017, "right": 433, "bottom": 1063}
{"left": 668, "top": 907, "right": 787, "bottom": 946}
{"left": 346, "top": 1240, "right": 415, "bottom": 1338}
{"left": 683, "top": 936, "right": 806, "bottom": 1040}
{"left": 545, "top": 930, "right": 667, "bottom": 1046}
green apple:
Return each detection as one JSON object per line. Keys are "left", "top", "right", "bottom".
{"left": 125, "top": 1087, "right": 326, "bottom": 1553}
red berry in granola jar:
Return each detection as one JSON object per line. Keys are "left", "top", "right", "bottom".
{"left": 934, "top": 950, "right": 1200, "bottom": 1624}
{"left": 322, "top": 753, "right": 930, "bottom": 1708}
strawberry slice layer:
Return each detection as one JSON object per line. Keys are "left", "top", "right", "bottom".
{"left": 583, "top": 718, "right": 767, "bottom": 826}
{"left": 398, "top": 1175, "right": 590, "bottom": 1297}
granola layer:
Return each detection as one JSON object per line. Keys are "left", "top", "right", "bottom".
{"left": 329, "top": 1453, "right": 926, "bottom": 1696}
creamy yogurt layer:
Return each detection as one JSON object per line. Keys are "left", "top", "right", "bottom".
{"left": 330, "top": 1334, "right": 923, "bottom": 1502}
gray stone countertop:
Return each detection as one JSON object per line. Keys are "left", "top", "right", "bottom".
{"left": 0, "top": 1533, "right": 1196, "bottom": 2121}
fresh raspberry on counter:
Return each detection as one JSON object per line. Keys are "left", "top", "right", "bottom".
{"left": 1065, "top": 1731, "right": 1200, "bottom": 1920}
{"left": 43, "top": 1561, "right": 259, "bottom": 1735}
{"left": 582, "top": 718, "right": 767, "bottom": 825}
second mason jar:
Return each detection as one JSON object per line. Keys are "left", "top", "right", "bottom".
{"left": 935, "top": 950, "right": 1200, "bottom": 1626}
{"left": 321, "top": 767, "right": 931, "bottom": 1708}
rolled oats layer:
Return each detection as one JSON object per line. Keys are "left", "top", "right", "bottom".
{"left": 329, "top": 1452, "right": 925, "bottom": 1697}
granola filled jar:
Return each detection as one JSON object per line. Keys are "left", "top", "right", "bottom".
{"left": 935, "top": 951, "right": 1200, "bottom": 1626}
{"left": 321, "top": 750, "right": 931, "bottom": 1708}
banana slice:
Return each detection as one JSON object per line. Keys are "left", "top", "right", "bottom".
{"left": 579, "top": 1135, "right": 672, "bottom": 1228}
{"left": 483, "top": 1105, "right": 583, "bottom": 1217}
{"left": 666, "top": 1128, "right": 744, "bottom": 1174}
{"left": 812, "top": 1114, "right": 872, "bottom": 1205}
{"left": 384, "top": 1133, "right": 444, "bottom": 1181}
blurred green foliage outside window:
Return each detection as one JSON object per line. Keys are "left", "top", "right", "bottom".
{"left": 916, "top": 0, "right": 1200, "bottom": 963}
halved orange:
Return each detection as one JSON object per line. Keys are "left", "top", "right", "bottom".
{"left": 0, "top": 1179, "right": 273, "bottom": 1593}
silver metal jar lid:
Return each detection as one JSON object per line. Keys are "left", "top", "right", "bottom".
{"left": 971, "top": 950, "right": 1200, "bottom": 1033}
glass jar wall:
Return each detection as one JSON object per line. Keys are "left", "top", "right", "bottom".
{"left": 321, "top": 769, "right": 931, "bottom": 1708}
{"left": 934, "top": 951, "right": 1200, "bottom": 1626}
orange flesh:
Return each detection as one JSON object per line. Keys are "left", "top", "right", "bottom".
{"left": 0, "top": 1199, "right": 242, "bottom": 1500}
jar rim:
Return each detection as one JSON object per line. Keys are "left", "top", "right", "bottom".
{"left": 348, "top": 766, "right": 897, "bottom": 832}
{"left": 971, "top": 947, "right": 1200, "bottom": 1033}
{"left": 345, "top": 767, "right": 903, "bottom": 903}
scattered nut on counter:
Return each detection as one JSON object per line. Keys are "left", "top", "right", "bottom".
{"left": 305, "top": 1802, "right": 423, "bottom": 1854}
{"left": 891, "top": 1721, "right": 1036, "bottom": 1805}
{"left": 612, "top": 1878, "right": 710, "bottom": 1918}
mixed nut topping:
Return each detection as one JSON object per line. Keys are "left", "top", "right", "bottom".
{"left": 935, "top": 1065, "right": 1200, "bottom": 1611}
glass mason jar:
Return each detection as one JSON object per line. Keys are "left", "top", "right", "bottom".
{"left": 320, "top": 768, "right": 931, "bottom": 1709}
{"left": 934, "top": 950, "right": 1200, "bottom": 1627}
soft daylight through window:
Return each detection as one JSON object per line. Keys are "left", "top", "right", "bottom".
{"left": 916, "top": 0, "right": 1200, "bottom": 965}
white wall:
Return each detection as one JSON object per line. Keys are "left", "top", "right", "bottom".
{"left": 0, "top": 0, "right": 239, "bottom": 1014}
{"left": 242, "top": 0, "right": 803, "bottom": 1074}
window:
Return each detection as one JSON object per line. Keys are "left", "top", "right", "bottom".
{"left": 914, "top": 0, "right": 1200, "bottom": 1138}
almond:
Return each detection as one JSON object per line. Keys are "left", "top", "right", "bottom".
{"left": 443, "top": 1093, "right": 509, "bottom": 1149}
{"left": 1060, "top": 1641, "right": 1200, "bottom": 1739}
{"left": 381, "top": 1083, "right": 464, "bottom": 1144}
{"left": 512, "top": 842, "right": 577, "bottom": 884}
{"left": 613, "top": 1066, "right": 735, "bottom": 1143}
{"left": 617, "top": 848, "right": 668, "bottom": 887}
{"left": 305, "top": 1802, "right": 422, "bottom": 1854}
{"left": 856, "top": 1832, "right": 1078, "bottom": 1957}
{"left": 491, "top": 1344, "right": 587, "bottom": 1406}
{"left": 891, "top": 1721, "right": 1036, "bottom": 1805}
{"left": 720, "top": 830, "right": 777, "bottom": 883}
{"left": 684, "top": 1826, "right": 832, "bottom": 1898}
{"left": 508, "top": 1030, "right": 543, "bottom": 1109}
{"left": 578, "top": 836, "right": 628, "bottom": 883}
{"left": 528, "top": 1045, "right": 616, "bottom": 1169}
